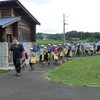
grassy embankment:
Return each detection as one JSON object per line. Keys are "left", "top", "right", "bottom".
{"left": 47, "top": 56, "right": 100, "bottom": 87}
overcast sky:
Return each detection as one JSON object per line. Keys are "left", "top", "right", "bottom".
{"left": 19, "top": 0, "right": 100, "bottom": 34}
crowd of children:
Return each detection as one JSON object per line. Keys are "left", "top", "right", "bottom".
{"left": 21, "top": 42, "right": 100, "bottom": 71}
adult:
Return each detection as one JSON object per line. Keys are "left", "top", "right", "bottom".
{"left": 39, "top": 45, "right": 44, "bottom": 62}
{"left": 93, "top": 42, "right": 97, "bottom": 54}
{"left": 33, "top": 42, "right": 40, "bottom": 60}
{"left": 9, "top": 38, "right": 24, "bottom": 76}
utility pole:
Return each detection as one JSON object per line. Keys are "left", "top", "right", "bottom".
{"left": 63, "top": 14, "right": 66, "bottom": 43}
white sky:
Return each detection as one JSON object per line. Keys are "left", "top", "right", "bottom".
{"left": 19, "top": 0, "right": 100, "bottom": 34}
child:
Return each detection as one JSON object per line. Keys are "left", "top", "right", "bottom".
{"left": 63, "top": 46, "right": 67, "bottom": 58}
{"left": 69, "top": 50, "right": 73, "bottom": 58}
{"left": 39, "top": 45, "right": 44, "bottom": 63}
{"left": 20, "top": 51, "right": 28, "bottom": 69}
{"left": 42, "top": 46, "right": 50, "bottom": 66}
{"left": 59, "top": 48, "right": 64, "bottom": 60}
{"left": 29, "top": 48, "right": 36, "bottom": 71}
{"left": 53, "top": 46, "right": 59, "bottom": 64}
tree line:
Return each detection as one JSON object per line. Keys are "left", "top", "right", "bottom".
{"left": 37, "top": 31, "right": 100, "bottom": 42}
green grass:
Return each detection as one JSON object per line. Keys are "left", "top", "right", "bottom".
{"left": 37, "top": 39, "right": 88, "bottom": 46}
{"left": 0, "top": 70, "right": 10, "bottom": 74}
{"left": 37, "top": 39, "right": 64, "bottom": 46}
{"left": 47, "top": 56, "right": 100, "bottom": 87}
{"left": 70, "top": 40, "right": 87, "bottom": 43}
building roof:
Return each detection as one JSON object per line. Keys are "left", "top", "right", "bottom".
{"left": 0, "top": 17, "right": 21, "bottom": 28}
{"left": 0, "top": 0, "right": 40, "bottom": 25}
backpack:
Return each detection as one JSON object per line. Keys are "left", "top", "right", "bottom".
{"left": 33, "top": 45, "right": 39, "bottom": 52}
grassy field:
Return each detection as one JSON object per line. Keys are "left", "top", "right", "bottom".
{"left": 37, "top": 39, "right": 88, "bottom": 46}
{"left": 37, "top": 39, "right": 65, "bottom": 46}
{"left": 0, "top": 70, "right": 10, "bottom": 74}
{"left": 47, "top": 56, "right": 100, "bottom": 87}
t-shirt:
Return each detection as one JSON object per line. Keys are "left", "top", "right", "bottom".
{"left": 9, "top": 44, "right": 24, "bottom": 60}
{"left": 40, "top": 48, "right": 44, "bottom": 55}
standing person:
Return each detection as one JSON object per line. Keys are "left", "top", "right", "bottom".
{"left": 71, "top": 44, "right": 76, "bottom": 56}
{"left": 76, "top": 44, "right": 81, "bottom": 56}
{"left": 89, "top": 44, "right": 94, "bottom": 55}
{"left": 33, "top": 42, "right": 39, "bottom": 61}
{"left": 93, "top": 42, "right": 97, "bottom": 54}
{"left": 85, "top": 44, "right": 89, "bottom": 55}
{"left": 9, "top": 38, "right": 24, "bottom": 76}
{"left": 20, "top": 51, "right": 28, "bottom": 69}
{"left": 39, "top": 45, "right": 44, "bottom": 63}
{"left": 58, "top": 44, "right": 63, "bottom": 60}
{"left": 97, "top": 43, "right": 100, "bottom": 52}
{"left": 42, "top": 46, "right": 50, "bottom": 66}
{"left": 53, "top": 46, "right": 59, "bottom": 64}
{"left": 63, "top": 46, "right": 68, "bottom": 58}
{"left": 29, "top": 48, "right": 36, "bottom": 71}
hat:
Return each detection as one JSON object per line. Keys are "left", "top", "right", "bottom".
{"left": 44, "top": 46, "right": 47, "bottom": 49}
{"left": 16, "top": 42, "right": 19, "bottom": 45}
{"left": 41, "top": 45, "right": 44, "bottom": 47}
{"left": 30, "top": 48, "right": 33, "bottom": 50}
{"left": 67, "top": 43, "right": 70, "bottom": 45}
{"left": 54, "top": 45, "right": 57, "bottom": 47}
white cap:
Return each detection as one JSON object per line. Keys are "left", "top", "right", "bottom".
{"left": 44, "top": 46, "right": 47, "bottom": 49}
{"left": 41, "top": 45, "right": 44, "bottom": 47}
{"left": 67, "top": 43, "right": 70, "bottom": 45}
{"left": 30, "top": 48, "right": 33, "bottom": 50}
{"left": 16, "top": 42, "right": 19, "bottom": 44}
{"left": 54, "top": 45, "right": 57, "bottom": 47}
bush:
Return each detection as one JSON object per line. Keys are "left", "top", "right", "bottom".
{"left": 87, "top": 37, "right": 96, "bottom": 42}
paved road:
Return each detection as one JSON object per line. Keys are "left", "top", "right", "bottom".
{"left": 0, "top": 64, "right": 100, "bottom": 100}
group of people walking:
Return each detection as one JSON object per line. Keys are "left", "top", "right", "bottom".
{"left": 9, "top": 38, "right": 100, "bottom": 76}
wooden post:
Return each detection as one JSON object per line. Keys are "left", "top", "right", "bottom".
{"left": 0, "top": 28, "right": 5, "bottom": 42}
{"left": 0, "top": 9, "right": 2, "bottom": 18}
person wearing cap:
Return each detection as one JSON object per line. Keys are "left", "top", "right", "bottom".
{"left": 53, "top": 46, "right": 59, "bottom": 64}
{"left": 89, "top": 44, "right": 94, "bottom": 55}
{"left": 9, "top": 38, "right": 24, "bottom": 76}
{"left": 49, "top": 44, "right": 55, "bottom": 59}
{"left": 29, "top": 48, "right": 36, "bottom": 71}
{"left": 39, "top": 45, "right": 45, "bottom": 63}
{"left": 47, "top": 44, "right": 52, "bottom": 60}
{"left": 58, "top": 44, "right": 63, "bottom": 60}
{"left": 32, "top": 42, "right": 40, "bottom": 61}
{"left": 42, "top": 46, "right": 50, "bottom": 66}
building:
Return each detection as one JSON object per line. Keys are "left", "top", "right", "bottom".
{"left": 0, "top": 0, "right": 40, "bottom": 43}
{"left": 0, "top": 0, "right": 40, "bottom": 69}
